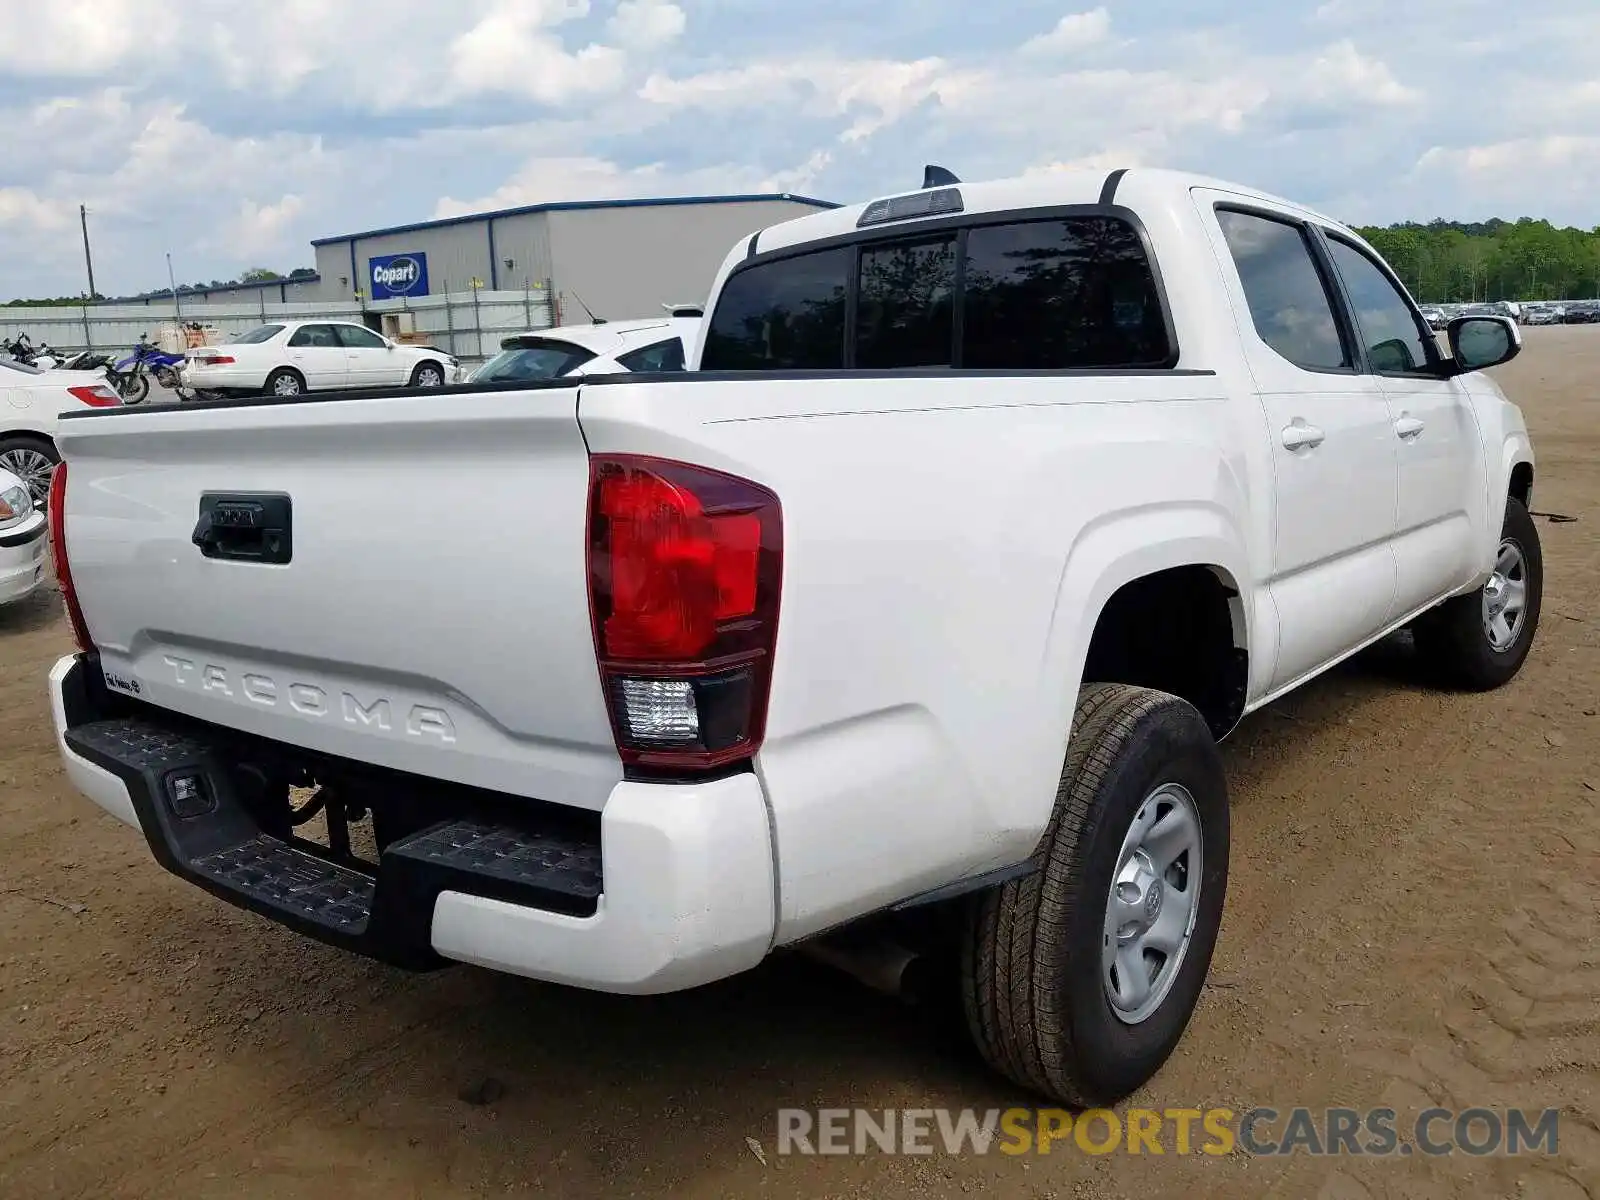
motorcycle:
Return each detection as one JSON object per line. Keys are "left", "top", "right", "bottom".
{"left": 4, "top": 333, "right": 68, "bottom": 370}
{"left": 112, "top": 334, "right": 187, "bottom": 404}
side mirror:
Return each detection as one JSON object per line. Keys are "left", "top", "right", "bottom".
{"left": 1445, "top": 316, "right": 1521, "bottom": 376}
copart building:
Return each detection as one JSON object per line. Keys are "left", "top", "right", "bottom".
{"left": 311, "top": 193, "right": 835, "bottom": 319}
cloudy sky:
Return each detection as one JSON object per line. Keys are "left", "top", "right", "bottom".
{"left": 2, "top": 0, "right": 1596, "bottom": 299}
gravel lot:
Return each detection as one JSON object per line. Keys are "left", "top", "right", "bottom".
{"left": 1, "top": 328, "right": 1596, "bottom": 1199}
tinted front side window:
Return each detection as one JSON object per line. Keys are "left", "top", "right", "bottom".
{"left": 856, "top": 236, "right": 956, "bottom": 367}
{"left": 1325, "top": 237, "right": 1434, "bottom": 374}
{"left": 1217, "top": 210, "right": 1348, "bottom": 371}
{"left": 963, "top": 218, "right": 1170, "bottom": 369}
{"left": 701, "top": 247, "right": 850, "bottom": 369}
{"left": 616, "top": 338, "right": 686, "bottom": 372}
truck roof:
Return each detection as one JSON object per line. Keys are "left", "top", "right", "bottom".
{"left": 751, "top": 167, "right": 1352, "bottom": 256}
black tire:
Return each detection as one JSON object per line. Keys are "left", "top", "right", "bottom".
{"left": 961, "top": 683, "right": 1230, "bottom": 1106}
{"left": 116, "top": 373, "right": 150, "bottom": 404}
{"left": 0, "top": 434, "right": 59, "bottom": 510}
{"left": 265, "top": 368, "right": 305, "bottom": 398}
{"left": 1413, "top": 497, "right": 1543, "bottom": 690}
{"left": 409, "top": 361, "right": 445, "bottom": 388}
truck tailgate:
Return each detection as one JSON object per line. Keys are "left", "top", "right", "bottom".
{"left": 56, "top": 389, "right": 622, "bottom": 810}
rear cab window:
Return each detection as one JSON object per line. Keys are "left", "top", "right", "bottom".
{"left": 701, "top": 211, "right": 1174, "bottom": 371}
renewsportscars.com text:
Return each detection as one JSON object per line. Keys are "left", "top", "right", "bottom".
{"left": 776, "top": 1106, "right": 1560, "bottom": 1158}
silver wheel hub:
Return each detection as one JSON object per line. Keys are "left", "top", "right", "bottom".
{"left": 0, "top": 447, "right": 55, "bottom": 506}
{"left": 1103, "top": 783, "right": 1203, "bottom": 1025}
{"left": 1481, "top": 539, "right": 1528, "bottom": 652}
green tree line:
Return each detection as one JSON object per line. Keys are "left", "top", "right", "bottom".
{"left": 1356, "top": 218, "right": 1600, "bottom": 303}
{"left": 4, "top": 266, "right": 317, "bottom": 306}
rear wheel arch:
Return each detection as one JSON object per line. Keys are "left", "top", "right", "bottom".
{"left": 1080, "top": 563, "right": 1249, "bottom": 740}
{"left": 1508, "top": 460, "right": 1533, "bottom": 509}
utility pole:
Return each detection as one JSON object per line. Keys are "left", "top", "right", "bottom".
{"left": 79, "top": 204, "right": 97, "bottom": 300}
{"left": 167, "top": 252, "right": 182, "bottom": 321}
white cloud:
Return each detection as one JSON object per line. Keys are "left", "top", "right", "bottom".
{"left": 433, "top": 156, "right": 763, "bottom": 217}
{"left": 0, "top": 0, "right": 161, "bottom": 76}
{"left": 230, "top": 195, "right": 308, "bottom": 260}
{"left": 1021, "top": 8, "right": 1112, "bottom": 56}
{"left": 1298, "top": 40, "right": 1419, "bottom": 106}
{"left": 607, "top": 0, "right": 686, "bottom": 49}
{"left": 0, "top": 188, "right": 69, "bottom": 233}
{"left": 447, "top": 0, "right": 627, "bottom": 104}
{"left": 641, "top": 56, "right": 987, "bottom": 143}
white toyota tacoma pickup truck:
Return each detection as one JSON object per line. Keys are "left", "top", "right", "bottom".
{"left": 47, "top": 168, "right": 1539, "bottom": 1105}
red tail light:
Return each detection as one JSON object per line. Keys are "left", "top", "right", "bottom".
{"left": 67, "top": 385, "right": 119, "bottom": 407}
{"left": 587, "top": 455, "right": 781, "bottom": 771}
{"left": 48, "top": 463, "right": 94, "bottom": 653}
{"left": 196, "top": 355, "right": 235, "bottom": 366}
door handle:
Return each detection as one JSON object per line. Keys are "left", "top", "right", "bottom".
{"left": 1394, "top": 415, "right": 1425, "bottom": 439}
{"left": 1281, "top": 421, "right": 1326, "bottom": 450}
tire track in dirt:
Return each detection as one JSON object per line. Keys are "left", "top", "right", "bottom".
{"left": 1299, "top": 788, "right": 1600, "bottom": 1200}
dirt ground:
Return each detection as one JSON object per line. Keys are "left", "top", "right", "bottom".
{"left": 2, "top": 328, "right": 1596, "bottom": 1200}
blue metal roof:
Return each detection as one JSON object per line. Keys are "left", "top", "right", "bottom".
{"left": 310, "top": 193, "right": 840, "bottom": 246}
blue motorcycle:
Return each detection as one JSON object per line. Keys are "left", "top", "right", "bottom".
{"left": 112, "top": 334, "right": 188, "bottom": 404}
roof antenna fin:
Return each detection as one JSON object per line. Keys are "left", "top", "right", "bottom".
{"left": 922, "top": 164, "right": 961, "bottom": 189}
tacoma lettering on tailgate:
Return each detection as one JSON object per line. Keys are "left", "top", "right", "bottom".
{"left": 159, "top": 655, "right": 458, "bottom": 744}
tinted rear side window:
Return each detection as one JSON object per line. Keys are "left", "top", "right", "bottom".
{"left": 701, "top": 246, "right": 850, "bottom": 369}
{"left": 616, "top": 338, "right": 686, "bottom": 372}
{"left": 963, "top": 218, "right": 1171, "bottom": 369}
{"left": 1216, "top": 209, "right": 1349, "bottom": 372}
{"left": 856, "top": 236, "right": 956, "bottom": 368}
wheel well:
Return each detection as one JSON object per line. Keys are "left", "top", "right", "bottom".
{"left": 268, "top": 365, "right": 305, "bottom": 383}
{"left": 0, "top": 430, "right": 54, "bottom": 447}
{"left": 1509, "top": 462, "right": 1533, "bottom": 509}
{"left": 1082, "top": 565, "right": 1247, "bottom": 740}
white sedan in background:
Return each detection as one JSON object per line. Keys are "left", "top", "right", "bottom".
{"left": 0, "top": 358, "right": 122, "bottom": 509}
{"left": 182, "top": 321, "right": 459, "bottom": 398}
{"left": 0, "top": 465, "right": 47, "bottom": 607}
{"left": 469, "top": 317, "right": 698, "bottom": 383}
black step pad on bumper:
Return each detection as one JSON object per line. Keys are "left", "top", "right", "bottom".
{"left": 64, "top": 716, "right": 604, "bottom": 969}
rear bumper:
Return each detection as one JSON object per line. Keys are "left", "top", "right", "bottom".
{"left": 0, "top": 516, "right": 47, "bottom": 605}
{"left": 179, "top": 363, "right": 262, "bottom": 390}
{"left": 49, "top": 654, "right": 776, "bottom": 993}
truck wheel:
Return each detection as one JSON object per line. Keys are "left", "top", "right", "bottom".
{"left": 961, "top": 683, "right": 1229, "bottom": 1106}
{"left": 1413, "top": 498, "right": 1543, "bottom": 690}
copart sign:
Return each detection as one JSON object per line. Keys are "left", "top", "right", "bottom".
{"left": 368, "top": 252, "right": 430, "bottom": 299}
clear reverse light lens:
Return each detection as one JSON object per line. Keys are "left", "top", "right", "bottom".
{"left": 616, "top": 678, "right": 699, "bottom": 744}
{"left": 0, "top": 484, "right": 31, "bottom": 528}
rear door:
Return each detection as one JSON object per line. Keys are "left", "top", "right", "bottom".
{"left": 1319, "top": 233, "right": 1484, "bottom": 616}
{"left": 335, "top": 323, "right": 403, "bottom": 387}
{"left": 285, "top": 324, "right": 348, "bottom": 389}
{"left": 1199, "top": 195, "right": 1400, "bottom": 691}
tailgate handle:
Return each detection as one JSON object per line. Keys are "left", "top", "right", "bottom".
{"left": 193, "top": 493, "right": 293, "bottom": 565}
